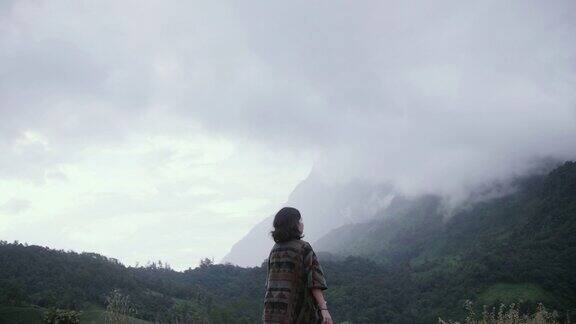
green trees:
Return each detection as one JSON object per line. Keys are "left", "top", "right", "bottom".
{"left": 104, "top": 289, "right": 137, "bottom": 323}
{"left": 165, "top": 300, "right": 209, "bottom": 324}
{"left": 0, "top": 278, "right": 27, "bottom": 306}
{"left": 43, "top": 308, "right": 82, "bottom": 324}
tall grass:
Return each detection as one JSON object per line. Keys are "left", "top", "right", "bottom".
{"left": 439, "top": 300, "right": 569, "bottom": 324}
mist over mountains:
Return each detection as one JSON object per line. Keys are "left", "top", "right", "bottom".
{"left": 221, "top": 166, "right": 395, "bottom": 266}
{"left": 222, "top": 157, "right": 566, "bottom": 267}
{"left": 221, "top": 0, "right": 576, "bottom": 266}
{"left": 224, "top": 0, "right": 576, "bottom": 197}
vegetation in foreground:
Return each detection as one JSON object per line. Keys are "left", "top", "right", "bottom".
{"left": 439, "top": 300, "right": 568, "bottom": 324}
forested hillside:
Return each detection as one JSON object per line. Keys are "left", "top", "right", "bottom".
{"left": 0, "top": 161, "right": 574, "bottom": 323}
{"left": 315, "top": 160, "right": 576, "bottom": 321}
{"left": 0, "top": 242, "right": 269, "bottom": 323}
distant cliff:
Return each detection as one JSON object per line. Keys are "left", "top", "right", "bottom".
{"left": 220, "top": 168, "right": 394, "bottom": 267}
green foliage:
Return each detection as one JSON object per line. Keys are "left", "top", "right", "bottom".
{"left": 313, "top": 161, "right": 576, "bottom": 323}
{"left": 165, "top": 299, "right": 209, "bottom": 323}
{"left": 43, "top": 307, "right": 82, "bottom": 324}
{"left": 479, "top": 283, "right": 552, "bottom": 305}
{"left": 0, "top": 305, "right": 44, "bottom": 324}
{"left": 0, "top": 278, "right": 27, "bottom": 306}
{"left": 199, "top": 257, "right": 215, "bottom": 268}
{"left": 104, "top": 289, "right": 137, "bottom": 323}
{"left": 78, "top": 304, "right": 152, "bottom": 324}
{"left": 438, "top": 300, "right": 562, "bottom": 324}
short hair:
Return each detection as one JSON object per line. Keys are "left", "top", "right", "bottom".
{"left": 270, "top": 207, "right": 304, "bottom": 243}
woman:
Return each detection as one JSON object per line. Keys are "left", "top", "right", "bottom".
{"left": 262, "top": 207, "right": 334, "bottom": 324}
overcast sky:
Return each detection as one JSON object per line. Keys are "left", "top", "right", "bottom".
{"left": 1, "top": 0, "right": 575, "bottom": 270}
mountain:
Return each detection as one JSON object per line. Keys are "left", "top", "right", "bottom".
{"left": 316, "top": 160, "right": 576, "bottom": 313}
{"left": 221, "top": 168, "right": 394, "bottom": 266}
{"left": 315, "top": 193, "right": 446, "bottom": 259}
{"left": 1, "top": 160, "right": 575, "bottom": 323}
{"left": 216, "top": 159, "right": 576, "bottom": 322}
{"left": 315, "top": 160, "right": 576, "bottom": 264}
{"left": 222, "top": 156, "right": 561, "bottom": 268}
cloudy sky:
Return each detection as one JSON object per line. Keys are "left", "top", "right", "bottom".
{"left": 1, "top": 0, "right": 575, "bottom": 270}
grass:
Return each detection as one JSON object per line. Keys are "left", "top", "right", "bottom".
{"left": 0, "top": 305, "right": 43, "bottom": 324}
{"left": 439, "top": 300, "right": 565, "bottom": 324}
{"left": 479, "top": 283, "right": 552, "bottom": 305}
{"left": 80, "top": 309, "right": 151, "bottom": 324}
{"left": 0, "top": 305, "right": 150, "bottom": 324}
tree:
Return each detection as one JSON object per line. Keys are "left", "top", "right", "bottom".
{"left": 199, "top": 257, "right": 214, "bottom": 268}
{"left": 43, "top": 308, "right": 82, "bottom": 324}
{"left": 104, "top": 289, "right": 138, "bottom": 324}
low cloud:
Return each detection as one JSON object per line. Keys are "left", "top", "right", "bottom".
{"left": 0, "top": 198, "right": 32, "bottom": 214}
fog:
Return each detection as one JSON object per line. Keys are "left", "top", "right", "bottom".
{"left": 1, "top": 0, "right": 575, "bottom": 269}
{"left": 229, "top": 0, "right": 576, "bottom": 204}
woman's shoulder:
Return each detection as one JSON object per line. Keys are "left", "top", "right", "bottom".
{"left": 292, "top": 239, "right": 314, "bottom": 251}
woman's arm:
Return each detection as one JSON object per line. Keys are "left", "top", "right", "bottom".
{"left": 311, "top": 288, "right": 333, "bottom": 324}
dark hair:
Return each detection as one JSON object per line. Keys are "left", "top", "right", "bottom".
{"left": 270, "top": 207, "right": 304, "bottom": 243}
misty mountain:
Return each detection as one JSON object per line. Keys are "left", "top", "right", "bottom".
{"left": 221, "top": 169, "right": 394, "bottom": 266}
{"left": 1, "top": 160, "right": 575, "bottom": 323}
{"left": 315, "top": 193, "right": 445, "bottom": 259}
{"left": 315, "top": 160, "right": 575, "bottom": 267}
{"left": 222, "top": 157, "right": 562, "bottom": 267}
{"left": 313, "top": 160, "right": 576, "bottom": 319}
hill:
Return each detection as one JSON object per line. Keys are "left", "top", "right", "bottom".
{"left": 0, "top": 161, "right": 575, "bottom": 323}
{"left": 316, "top": 160, "right": 576, "bottom": 318}
{"left": 0, "top": 242, "right": 262, "bottom": 323}
{"left": 221, "top": 170, "right": 395, "bottom": 266}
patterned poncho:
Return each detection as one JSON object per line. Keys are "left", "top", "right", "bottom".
{"left": 262, "top": 238, "right": 328, "bottom": 324}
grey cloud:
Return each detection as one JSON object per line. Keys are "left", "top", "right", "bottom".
{"left": 1, "top": 197, "right": 32, "bottom": 214}
{"left": 2, "top": 0, "right": 576, "bottom": 270}
{"left": 45, "top": 170, "right": 67, "bottom": 182}
{"left": 68, "top": 191, "right": 221, "bottom": 220}
{"left": 0, "top": 140, "right": 63, "bottom": 184}
{"left": 1, "top": 0, "right": 575, "bottom": 202}
{"left": 221, "top": 0, "right": 576, "bottom": 202}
